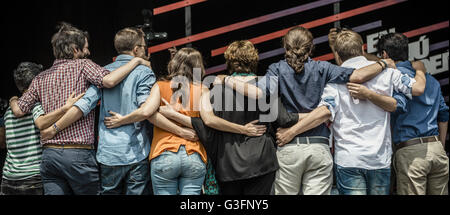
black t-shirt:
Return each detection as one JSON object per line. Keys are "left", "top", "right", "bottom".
{"left": 192, "top": 81, "right": 298, "bottom": 182}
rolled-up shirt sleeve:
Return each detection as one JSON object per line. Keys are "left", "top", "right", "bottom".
{"left": 73, "top": 85, "right": 101, "bottom": 117}
{"left": 393, "top": 91, "right": 408, "bottom": 114}
{"left": 81, "top": 59, "right": 110, "bottom": 89}
{"left": 18, "top": 76, "right": 40, "bottom": 114}
{"left": 136, "top": 68, "right": 156, "bottom": 107}
{"left": 437, "top": 89, "right": 449, "bottom": 122}
{"left": 391, "top": 68, "right": 415, "bottom": 100}
{"left": 320, "top": 61, "right": 355, "bottom": 84}
{"left": 318, "top": 83, "right": 339, "bottom": 122}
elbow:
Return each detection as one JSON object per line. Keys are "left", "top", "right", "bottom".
{"left": 388, "top": 104, "right": 397, "bottom": 113}
{"left": 34, "top": 121, "right": 44, "bottom": 130}
{"left": 412, "top": 86, "right": 425, "bottom": 97}
{"left": 12, "top": 110, "right": 25, "bottom": 118}
{"left": 140, "top": 108, "right": 154, "bottom": 119}
{"left": 102, "top": 78, "right": 116, "bottom": 88}
{"left": 349, "top": 74, "right": 364, "bottom": 84}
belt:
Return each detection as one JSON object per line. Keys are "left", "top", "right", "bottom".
{"left": 287, "top": 136, "right": 329, "bottom": 145}
{"left": 43, "top": 144, "right": 94, "bottom": 149}
{"left": 395, "top": 136, "right": 439, "bottom": 151}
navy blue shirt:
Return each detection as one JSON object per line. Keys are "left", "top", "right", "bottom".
{"left": 257, "top": 58, "right": 354, "bottom": 138}
{"left": 392, "top": 61, "right": 449, "bottom": 144}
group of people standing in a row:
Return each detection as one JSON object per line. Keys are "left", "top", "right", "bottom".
{"left": 0, "top": 21, "right": 448, "bottom": 195}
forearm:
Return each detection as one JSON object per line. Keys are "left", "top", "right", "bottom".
{"left": 367, "top": 91, "right": 397, "bottom": 112}
{"left": 160, "top": 110, "right": 193, "bottom": 128}
{"left": 438, "top": 121, "right": 448, "bottom": 148}
{"left": 148, "top": 112, "right": 185, "bottom": 136}
{"left": 10, "top": 99, "right": 25, "bottom": 117}
{"left": 349, "top": 62, "right": 383, "bottom": 83}
{"left": 225, "top": 77, "right": 263, "bottom": 99}
{"left": 201, "top": 111, "right": 245, "bottom": 134}
{"left": 102, "top": 58, "right": 140, "bottom": 88}
{"left": 411, "top": 62, "right": 426, "bottom": 96}
{"left": 53, "top": 106, "right": 84, "bottom": 131}
{"left": 35, "top": 106, "right": 69, "bottom": 130}
{"left": 364, "top": 53, "right": 380, "bottom": 61}
{"left": 289, "top": 106, "right": 331, "bottom": 137}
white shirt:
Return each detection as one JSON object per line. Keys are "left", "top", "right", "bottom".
{"left": 319, "top": 56, "right": 415, "bottom": 170}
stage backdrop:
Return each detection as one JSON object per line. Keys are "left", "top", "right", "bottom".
{"left": 1, "top": 0, "right": 448, "bottom": 145}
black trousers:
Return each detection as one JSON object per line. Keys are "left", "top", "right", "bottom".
{"left": 219, "top": 171, "right": 276, "bottom": 195}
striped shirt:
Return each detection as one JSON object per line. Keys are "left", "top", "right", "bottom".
{"left": 2, "top": 104, "right": 45, "bottom": 180}
{"left": 17, "top": 59, "right": 109, "bottom": 146}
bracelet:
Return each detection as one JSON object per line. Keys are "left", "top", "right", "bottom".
{"left": 376, "top": 61, "right": 384, "bottom": 70}
{"left": 53, "top": 123, "right": 61, "bottom": 133}
{"left": 379, "top": 60, "right": 388, "bottom": 69}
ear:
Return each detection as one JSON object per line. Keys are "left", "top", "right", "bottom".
{"left": 333, "top": 51, "right": 343, "bottom": 66}
{"left": 382, "top": 50, "right": 389, "bottom": 59}
{"left": 133, "top": 46, "right": 140, "bottom": 55}
{"left": 361, "top": 46, "right": 366, "bottom": 55}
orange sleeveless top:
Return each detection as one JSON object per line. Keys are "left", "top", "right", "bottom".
{"left": 149, "top": 81, "right": 207, "bottom": 164}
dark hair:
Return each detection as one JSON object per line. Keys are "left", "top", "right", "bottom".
{"left": 51, "top": 22, "right": 90, "bottom": 59}
{"left": 283, "top": 26, "right": 314, "bottom": 73}
{"left": 13, "top": 62, "right": 43, "bottom": 93}
{"left": 114, "top": 27, "right": 145, "bottom": 54}
{"left": 166, "top": 47, "right": 205, "bottom": 82}
{"left": 224, "top": 40, "right": 259, "bottom": 74}
{"left": 376, "top": 33, "right": 409, "bottom": 61}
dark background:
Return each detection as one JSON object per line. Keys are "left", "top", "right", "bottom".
{"left": 0, "top": 1, "right": 448, "bottom": 152}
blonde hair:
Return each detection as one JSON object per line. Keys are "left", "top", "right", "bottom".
{"left": 333, "top": 29, "right": 364, "bottom": 62}
{"left": 224, "top": 40, "right": 259, "bottom": 74}
{"left": 283, "top": 26, "right": 314, "bottom": 73}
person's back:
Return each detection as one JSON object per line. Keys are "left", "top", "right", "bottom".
{"left": 215, "top": 77, "right": 278, "bottom": 182}
{"left": 1, "top": 106, "right": 43, "bottom": 195}
{"left": 1, "top": 62, "right": 44, "bottom": 195}
{"left": 392, "top": 62, "right": 446, "bottom": 143}
{"left": 97, "top": 56, "right": 153, "bottom": 165}
{"left": 327, "top": 56, "right": 412, "bottom": 170}
{"left": 378, "top": 32, "right": 449, "bottom": 195}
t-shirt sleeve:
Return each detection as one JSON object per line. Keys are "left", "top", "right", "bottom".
{"left": 31, "top": 103, "right": 45, "bottom": 121}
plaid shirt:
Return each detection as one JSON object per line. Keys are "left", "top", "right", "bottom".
{"left": 18, "top": 59, "right": 109, "bottom": 145}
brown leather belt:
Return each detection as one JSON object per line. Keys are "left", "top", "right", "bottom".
{"left": 395, "top": 136, "right": 439, "bottom": 151}
{"left": 43, "top": 144, "right": 94, "bottom": 149}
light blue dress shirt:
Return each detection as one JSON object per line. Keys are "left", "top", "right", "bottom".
{"left": 74, "top": 55, "right": 156, "bottom": 166}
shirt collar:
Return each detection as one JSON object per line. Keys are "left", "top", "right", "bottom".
{"left": 341, "top": 56, "right": 368, "bottom": 67}
{"left": 115, "top": 54, "right": 134, "bottom": 62}
{"left": 53, "top": 59, "right": 75, "bottom": 66}
{"left": 396, "top": 60, "right": 413, "bottom": 69}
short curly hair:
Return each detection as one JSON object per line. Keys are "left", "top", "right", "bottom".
{"left": 224, "top": 40, "right": 259, "bottom": 74}
{"left": 13, "top": 62, "right": 43, "bottom": 93}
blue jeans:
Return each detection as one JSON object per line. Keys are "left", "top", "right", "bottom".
{"left": 40, "top": 148, "right": 100, "bottom": 195}
{"left": 100, "top": 159, "right": 150, "bottom": 195}
{"left": 335, "top": 164, "right": 391, "bottom": 195}
{"left": 150, "top": 146, "right": 206, "bottom": 195}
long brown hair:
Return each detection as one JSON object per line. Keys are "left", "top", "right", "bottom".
{"left": 283, "top": 26, "right": 314, "bottom": 73}
{"left": 165, "top": 47, "right": 205, "bottom": 82}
